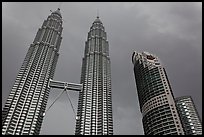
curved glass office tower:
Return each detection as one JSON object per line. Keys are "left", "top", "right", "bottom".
{"left": 132, "top": 51, "right": 184, "bottom": 135}
{"left": 2, "top": 8, "right": 63, "bottom": 135}
{"left": 75, "top": 16, "right": 113, "bottom": 135}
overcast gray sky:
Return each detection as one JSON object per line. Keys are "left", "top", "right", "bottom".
{"left": 2, "top": 2, "right": 202, "bottom": 135}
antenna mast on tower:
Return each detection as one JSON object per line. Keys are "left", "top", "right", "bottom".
{"left": 59, "top": 2, "right": 63, "bottom": 9}
{"left": 97, "top": 9, "right": 99, "bottom": 18}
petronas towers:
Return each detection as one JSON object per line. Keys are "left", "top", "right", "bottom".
{"left": 2, "top": 9, "right": 113, "bottom": 135}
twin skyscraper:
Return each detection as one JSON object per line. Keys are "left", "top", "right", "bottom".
{"left": 2, "top": 8, "right": 201, "bottom": 135}
{"left": 2, "top": 8, "right": 113, "bottom": 135}
{"left": 75, "top": 15, "right": 113, "bottom": 135}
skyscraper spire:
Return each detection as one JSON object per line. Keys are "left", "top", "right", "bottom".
{"left": 58, "top": 2, "right": 62, "bottom": 9}
{"left": 97, "top": 9, "right": 99, "bottom": 18}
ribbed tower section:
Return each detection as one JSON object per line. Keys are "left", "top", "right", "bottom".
{"left": 132, "top": 51, "right": 184, "bottom": 135}
{"left": 75, "top": 16, "right": 113, "bottom": 135}
{"left": 2, "top": 8, "right": 63, "bottom": 135}
{"left": 175, "top": 96, "right": 202, "bottom": 135}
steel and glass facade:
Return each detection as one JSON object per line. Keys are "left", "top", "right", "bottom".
{"left": 132, "top": 51, "right": 184, "bottom": 135}
{"left": 75, "top": 16, "right": 113, "bottom": 135}
{"left": 2, "top": 8, "right": 63, "bottom": 135}
{"left": 175, "top": 96, "right": 202, "bottom": 135}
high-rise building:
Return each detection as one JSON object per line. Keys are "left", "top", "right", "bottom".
{"left": 75, "top": 16, "right": 113, "bottom": 135}
{"left": 2, "top": 8, "right": 63, "bottom": 135}
{"left": 132, "top": 51, "right": 184, "bottom": 135}
{"left": 175, "top": 96, "right": 202, "bottom": 135}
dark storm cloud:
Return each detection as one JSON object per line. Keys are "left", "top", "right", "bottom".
{"left": 2, "top": 2, "right": 201, "bottom": 135}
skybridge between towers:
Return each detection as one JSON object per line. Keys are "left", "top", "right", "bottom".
{"left": 42, "top": 79, "right": 82, "bottom": 118}
{"left": 48, "top": 79, "right": 82, "bottom": 91}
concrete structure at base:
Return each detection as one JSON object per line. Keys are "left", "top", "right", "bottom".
{"left": 132, "top": 51, "right": 184, "bottom": 135}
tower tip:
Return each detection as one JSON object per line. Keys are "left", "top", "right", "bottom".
{"left": 58, "top": 2, "right": 62, "bottom": 10}
{"left": 97, "top": 9, "right": 99, "bottom": 18}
